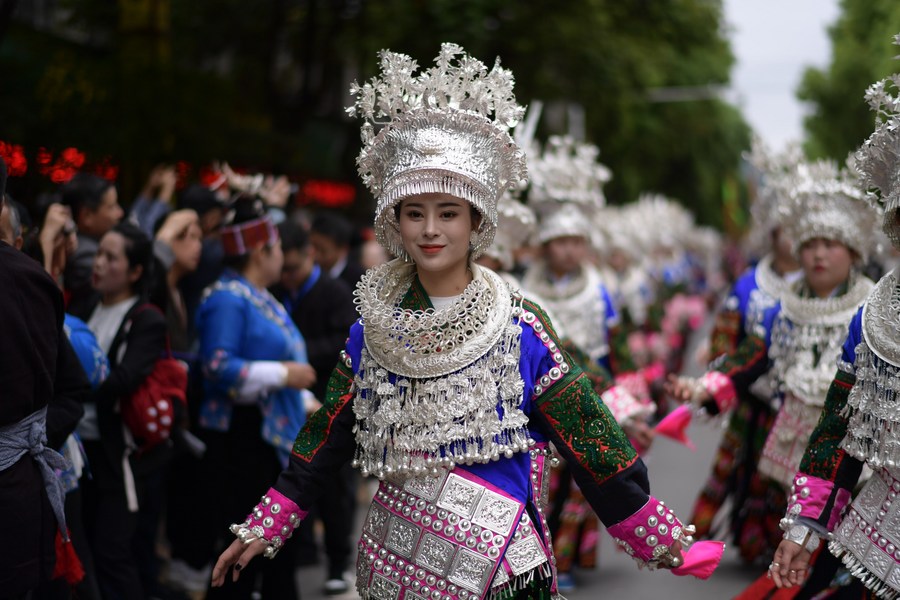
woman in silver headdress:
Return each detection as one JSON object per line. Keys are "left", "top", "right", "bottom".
{"left": 772, "top": 35, "right": 900, "bottom": 600}
{"left": 668, "top": 156, "right": 878, "bottom": 596}
{"left": 211, "top": 44, "right": 722, "bottom": 600}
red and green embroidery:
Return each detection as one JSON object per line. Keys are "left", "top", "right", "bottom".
{"left": 713, "top": 333, "right": 768, "bottom": 379}
{"left": 536, "top": 369, "right": 638, "bottom": 486}
{"left": 292, "top": 361, "right": 354, "bottom": 462}
{"left": 709, "top": 309, "right": 743, "bottom": 358}
{"left": 799, "top": 370, "right": 856, "bottom": 481}
{"left": 399, "top": 275, "right": 433, "bottom": 310}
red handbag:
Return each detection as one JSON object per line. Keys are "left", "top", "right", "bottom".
{"left": 120, "top": 304, "right": 187, "bottom": 452}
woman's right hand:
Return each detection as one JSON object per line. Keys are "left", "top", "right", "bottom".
{"left": 284, "top": 362, "right": 316, "bottom": 390}
{"left": 770, "top": 539, "right": 812, "bottom": 588}
{"left": 211, "top": 537, "right": 266, "bottom": 586}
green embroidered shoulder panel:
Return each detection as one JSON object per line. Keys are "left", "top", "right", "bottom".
{"left": 799, "top": 370, "right": 856, "bottom": 481}
{"left": 709, "top": 309, "right": 743, "bottom": 359}
{"left": 291, "top": 360, "right": 354, "bottom": 462}
{"left": 536, "top": 366, "right": 638, "bottom": 486}
{"left": 713, "top": 332, "right": 768, "bottom": 379}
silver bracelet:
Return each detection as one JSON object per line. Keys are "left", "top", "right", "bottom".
{"left": 783, "top": 524, "right": 821, "bottom": 553}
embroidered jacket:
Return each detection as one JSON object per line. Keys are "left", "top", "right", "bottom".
{"left": 196, "top": 270, "right": 310, "bottom": 465}
{"left": 262, "top": 273, "right": 688, "bottom": 597}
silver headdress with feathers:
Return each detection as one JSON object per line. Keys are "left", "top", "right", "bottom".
{"left": 347, "top": 43, "right": 528, "bottom": 260}
{"left": 856, "top": 34, "right": 900, "bottom": 248}
{"left": 526, "top": 135, "right": 611, "bottom": 243}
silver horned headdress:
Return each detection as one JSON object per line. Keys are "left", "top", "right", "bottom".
{"left": 526, "top": 135, "right": 611, "bottom": 244}
{"left": 856, "top": 34, "right": 900, "bottom": 248}
{"left": 744, "top": 136, "right": 804, "bottom": 254}
{"left": 783, "top": 158, "right": 878, "bottom": 261}
{"left": 347, "top": 43, "right": 528, "bottom": 260}
{"left": 484, "top": 193, "right": 537, "bottom": 271}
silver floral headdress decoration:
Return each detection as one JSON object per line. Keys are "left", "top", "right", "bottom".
{"left": 633, "top": 193, "right": 695, "bottom": 251}
{"left": 526, "top": 135, "right": 611, "bottom": 244}
{"left": 744, "top": 136, "right": 804, "bottom": 253}
{"left": 782, "top": 158, "right": 878, "bottom": 261}
{"left": 484, "top": 193, "right": 536, "bottom": 271}
{"left": 347, "top": 43, "right": 527, "bottom": 260}
{"left": 856, "top": 34, "right": 900, "bottom": 248}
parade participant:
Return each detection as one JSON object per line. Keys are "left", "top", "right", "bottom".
{"left": 212, "top": 43, "right": 723, "bottom": 600}
{"left": 521, "top": 136, "right": 651, "bottom": 424}
{"left": 475, "top": 192, "right": 537, "bottom": 287}
{"left": 593, "top": 205, "right": 654, "bottom": 332}
{"left": 197, "top": 196, "right": 315, "bottom": 600}
{"left": 520, "top": 136, "right": 654, "bottom": 591}
{"left": 669, "top": 159, "right": 875, "bottom": 486}
{"left": 689, "top": 140, "right": 804, "bottom": 563}
{"left": 771, "top": 36, "right": 900, "bottom": 598}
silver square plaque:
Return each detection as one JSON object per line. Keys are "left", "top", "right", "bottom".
{"left": 448, "top": 548, "right": 494, "bottom": 594}
{"left": 414, "top": 532, "right": 456, "bottom": 577}
{"left": 437, "top": 473, "right": 484, "bottom": 518}
{"left": 472, "top": 490, "right": 519, "bottom": 537}
{"left": 369, "top": 573, "right": 401, "bottom": 600}
{"left": 384, "top": 516, "right": 420, "bottom": 559}
{"left": 404, "top": 470, "right": 449, "bottom": 502}
{"left": 505, "top": 535, "right": 547, "bottom": 576}
{"left": 364, "top": 503, "right": 391, "bottom": 541}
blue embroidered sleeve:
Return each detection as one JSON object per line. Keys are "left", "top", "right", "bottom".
{"left": 197, "top": 291, "right": 250, "bottom": 395}
{"left": 839, "top": 307, "right": 864, "bottom": 373}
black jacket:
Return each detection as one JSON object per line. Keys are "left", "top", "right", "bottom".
{"left": 76, "top": 299, "right": 170, "bottom": 476}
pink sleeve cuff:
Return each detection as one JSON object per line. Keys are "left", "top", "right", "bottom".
{"left": 229, "top": 488, "right": 307, "bottom": 558}
{"left": 783, "top": 473, "right": 851, "bottom": 532}
{"left": 608, "top": 496, "right": 724, "bottom": 579}
{"left": 700, "top": 371, "right": 737, "bottom": 413}
{"left": 607, "top": 497, "right": 684, "bottom": 563}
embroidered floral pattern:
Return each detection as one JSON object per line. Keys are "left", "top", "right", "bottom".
{"left": 799, "top": 370, "right": 856, "bottom": 481}
{"left": 536, "top": 369, "right": 637, "bottom": 486}
{"left": 292, "top": 361, "right": 354, "bottom": 461}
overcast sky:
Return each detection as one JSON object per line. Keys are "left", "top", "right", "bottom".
{"left": 723, "top": 0, "right": 840, "bottom": 151}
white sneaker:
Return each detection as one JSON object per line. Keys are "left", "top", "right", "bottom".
{"left": 323, "top": 576, "right": 350, "bottom": 595}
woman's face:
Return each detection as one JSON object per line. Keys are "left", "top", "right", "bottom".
{"left": 545, "top": 235, "right": 587, "bottom": 276}
{"left": 92, "top": 231, "right": 140, "bottom": 296}
{"left": 799, "top": 237, "right": 854, "bottom": 298}
{"left": 171, "top": 222, "right": 203, "bottom": 273}
{"left": 398, "top": 193, "right": 475, "bottom": 276}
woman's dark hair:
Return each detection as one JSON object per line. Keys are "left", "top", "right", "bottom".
{"left": 222, "top": 195, "right": 269, "bottom": 272}
{"left": 110, "top": 221, "right": 164, "bottom": 308}
{"left": 61, "top": 173, "right": 115, "bottom": 222}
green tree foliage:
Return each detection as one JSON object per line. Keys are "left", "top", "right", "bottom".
{"left": 798, "top": 0, "right": 900, "bottom": 161}
{"left": 1, "top": 0, "right": 749, "bottom": 226}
